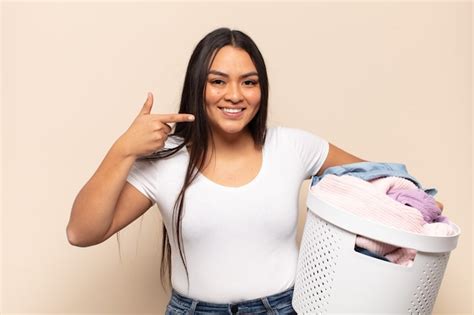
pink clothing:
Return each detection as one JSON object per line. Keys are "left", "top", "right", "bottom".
{"left": 385, "top": 247, "right": 417, "bottom": 267}
{"left": 423, "top": 222, "right": 458, "bottom": 236}
{"left": 311, "top": 175, "right": 425, "bottom": 234}
{"left": 355, "top": 237, "right": 397, "bottom": 257}
{"left": 370, "top": 176, "right": 456, "bottom": 235}
{"left": 368, "top": 175, "right": 419, "bottom": 192}
{"left": 310, "top": 175, "right": 455, "bottom": 266}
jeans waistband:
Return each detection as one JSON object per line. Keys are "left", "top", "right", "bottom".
{"left": 169, "top": 286, "right": 295, "bottom": 313}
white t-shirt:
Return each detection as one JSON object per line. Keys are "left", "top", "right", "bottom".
{"left": 126, "top": 126, "right": 329, "bottom": 303}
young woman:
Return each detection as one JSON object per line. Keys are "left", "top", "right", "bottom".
{"left": 67, "top": 27, "right": 441, "bottom": 314}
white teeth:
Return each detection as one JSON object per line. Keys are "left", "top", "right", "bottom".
{"left": 222, "top": 108, "right": 243, "bottom": 113}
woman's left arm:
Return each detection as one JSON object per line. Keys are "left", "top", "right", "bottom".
{"left": 316, "top": 143, "right": 366, "bottom": 177}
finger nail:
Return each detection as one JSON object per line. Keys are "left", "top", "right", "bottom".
{"left": 188, "top": 115, "right": 195, "bottom": 121}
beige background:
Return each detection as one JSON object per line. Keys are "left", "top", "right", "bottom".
{"left": 1, "top": 1, "right": 472, "bottom": 314}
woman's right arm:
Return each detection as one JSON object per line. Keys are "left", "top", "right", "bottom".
{"left": 66, "top": 140, "right": 150, "bottom": 247}
{"left": 66, "top": 93, "right": 195, "bottom": 247}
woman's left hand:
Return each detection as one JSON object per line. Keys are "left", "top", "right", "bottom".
{"left": 435, "top": 200, "right": 444, "bottom": 210}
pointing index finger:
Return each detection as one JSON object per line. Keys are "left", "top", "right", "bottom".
{"left": 154, "top": 113, "right": 195, "bottom": 123}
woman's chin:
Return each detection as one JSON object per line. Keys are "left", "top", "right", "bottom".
{"left": 213, "top": 124, "right": 248, "bottom": 136}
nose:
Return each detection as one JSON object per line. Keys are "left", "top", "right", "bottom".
{"left": 224, "top": 82, "right": 243, "bottom": 104}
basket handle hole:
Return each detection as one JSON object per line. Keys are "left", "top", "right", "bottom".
{"left": 354, "top": 236, "right": 417, "bottom": 267}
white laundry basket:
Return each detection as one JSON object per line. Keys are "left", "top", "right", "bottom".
{"left": 292, "top": 187, "right": 461, "bottom": 314}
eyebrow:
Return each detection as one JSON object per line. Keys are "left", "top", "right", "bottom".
{"left": 208, "top": 70, "right": 259, "bottom": 79}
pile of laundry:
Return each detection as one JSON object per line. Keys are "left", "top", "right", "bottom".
{"left": 310, "top": 162, "right": 457, "bottom": 267}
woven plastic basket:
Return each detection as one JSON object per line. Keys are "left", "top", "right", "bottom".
{"left": 292, "top": 188, "right": 460, "bottom": 314}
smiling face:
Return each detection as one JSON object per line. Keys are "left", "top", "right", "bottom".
{"left": 204, "top": 45, "right": 261, "bottom": 140}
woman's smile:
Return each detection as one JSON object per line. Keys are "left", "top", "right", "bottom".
{"left": 218, "top": 106, "right": 246, "bottom": 118}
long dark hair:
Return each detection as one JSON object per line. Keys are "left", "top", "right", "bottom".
{"left": 137, "top": 27, "right": 269, "bottom": 294}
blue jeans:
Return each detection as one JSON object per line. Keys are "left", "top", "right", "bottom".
{"left": 165, "top": 286, "right": 297, "bottom": 314}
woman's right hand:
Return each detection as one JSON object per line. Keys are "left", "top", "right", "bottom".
{"left": 117, "top": 92, "right": 195, "bottom": 158}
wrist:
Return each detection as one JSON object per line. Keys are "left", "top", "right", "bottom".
{"left": 112, "top": 136, "right": 137, "bottom": 160}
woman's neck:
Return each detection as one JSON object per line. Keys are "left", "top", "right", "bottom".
{"left": 208, "top": 128, "right": 255, "bottom": 158}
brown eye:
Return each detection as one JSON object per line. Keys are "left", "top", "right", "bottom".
{"left": 211, "top": 79, "right": 225, "bottom": 85}
{"left": 244, "top": 80, "right": 258, "bottom": 86}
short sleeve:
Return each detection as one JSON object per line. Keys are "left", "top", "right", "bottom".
{"left": 281, "top": 127, "right": 329, "bottom": 179}
{"left": 126, "top": 159, "right": 157, "bottom": 204}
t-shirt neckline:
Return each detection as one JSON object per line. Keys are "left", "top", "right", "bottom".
{"left": 180, "top": 138, "right": 267, "bottom": 190}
